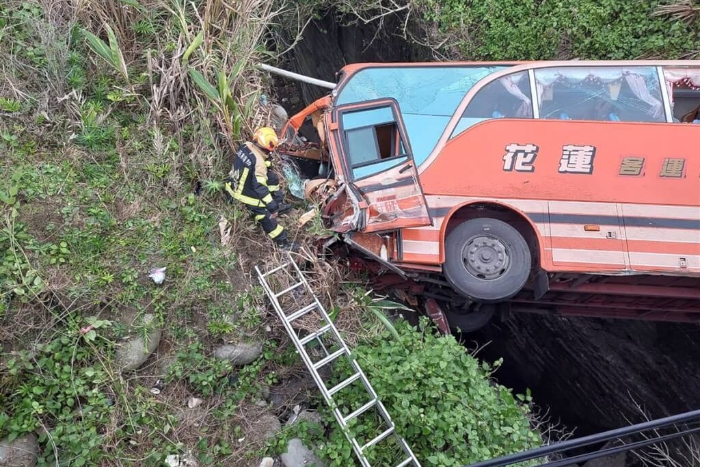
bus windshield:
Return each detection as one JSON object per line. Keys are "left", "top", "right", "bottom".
{"left": 335, "top": 65, "right": 509, "bottom": 165}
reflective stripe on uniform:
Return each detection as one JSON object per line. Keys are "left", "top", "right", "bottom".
{"left": 236, "top": 168, "right": 249, "bottom": 195}
{"left": 234, "top": 194, "right": 265, "bottom": 207}
{"left": 268, "top": 225, "right": 284, "bottom": 239}
{"left": 267, "top": 184, "right": 280, "bottom": 192}
{"left": 265, "top": 160, "right": 272, "bottom": 168}
{"left": 254, "top": 214, "right": 266, "bottom": 221}
{"left": 262, "top": 193, "right": 273, "bottom": 204}
{"left": 256, "top": 175, "right": 268, "bottom": 186}
{"left": 224, "top": 182, "right": 236, "bottom": 198}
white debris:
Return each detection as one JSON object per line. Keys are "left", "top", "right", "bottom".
{"left": 187, "top": 397, "right": 203, "bottom": 409}
{"left": 149, "top": 267, "right": 166, "bottom": 284}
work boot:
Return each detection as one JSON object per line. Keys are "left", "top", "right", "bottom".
{"left": 275, "top": 236, "right": 299, "bottom": 252}
{"left": 277, "top": 202, "right": 293, "bottom": 215}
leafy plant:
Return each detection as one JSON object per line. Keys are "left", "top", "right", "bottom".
{"left": 188, "top": 63, "right": 258, "bottom": 142}
{"left": 0, "top": 97, "right": 21, "bottom": 112}
{"left": 0, "top": 328, "right": 114, "bottom": 466}
{"left": 166, "top": 341, "right": 234, "bottom": 397}
{"left": 81, "top": 23, "right": 130, "bottom": 85}
{"left": 319, "top": 318, "right": 541, "bottom": 467}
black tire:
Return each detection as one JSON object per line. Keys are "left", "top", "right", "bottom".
{"left": 444, "top": 303, "right": 495, "bottom": 333}
{"left": 444, "top": 218, "right": 531, "bottom": 302}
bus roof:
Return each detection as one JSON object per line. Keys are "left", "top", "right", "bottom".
{"left": 337, "top": 59, "right": 700, "bottom": 84}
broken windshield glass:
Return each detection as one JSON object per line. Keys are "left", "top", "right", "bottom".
{"left": 336, "top": 66, "right": 508, "bottom": 166}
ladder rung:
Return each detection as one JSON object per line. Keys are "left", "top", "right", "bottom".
{"left": 328, "top": 372, "right": 362, "bottom": 396}
{"left": 260, "top": 262, "right": 290, "bottom": 278}
{"left": 275, "top": 281, "right": 304, "bottom": 297}
{"left": 285, "top": 303, "right": 317, "bottom": 322}
{"left": 361, "top": 426, "right": 395, "bottom": 451}
{"left": 300, "top": 324, "right": 332, "bottom": 346}
{"left": 394, "top": 458, "right": 414, "bottom": 467}
{"left": 313, "top": 348, "right": 347, "bottom": 370}
{"left": 343, "top": 399, "right": 376, "bottom": 424}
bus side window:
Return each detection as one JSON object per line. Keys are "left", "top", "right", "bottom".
{"left": 662, "top": 66, "right": 701, "bottom": 123}
{"left": 534, "top": 67, "right": 666, "bottom": 123}
{"left": 451, "top": 71, "right": 533, "bottom": 137}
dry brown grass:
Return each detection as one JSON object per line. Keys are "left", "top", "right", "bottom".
{"left": 653, "top": 0, "right": 700, "bottom": 26}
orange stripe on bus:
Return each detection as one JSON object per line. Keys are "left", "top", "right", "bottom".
{"left": 550, "top": 237, "right": 699, "bottom": 255}
{"left": 401, "top": 252, "right": 440, "bottom": 265}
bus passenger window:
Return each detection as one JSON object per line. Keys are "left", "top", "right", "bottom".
{"left": 534, "top": 67, "right": 665, "bottom": 123}
{"left": 451, "top": 71, "right": 533, "bottom": 137}
{"left": 663, "top": 66, "right": 700, "bottom": 123}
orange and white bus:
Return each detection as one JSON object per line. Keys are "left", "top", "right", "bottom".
{"left": 278, "top": 60, "right": 700, "bottom": 330}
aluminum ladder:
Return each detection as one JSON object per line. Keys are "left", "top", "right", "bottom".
{"left": 255, "top": 252, "right": 421, "bottom": 467}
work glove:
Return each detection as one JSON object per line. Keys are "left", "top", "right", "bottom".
{"left": 266, "top": 199, "right": 279, "bottom": 213}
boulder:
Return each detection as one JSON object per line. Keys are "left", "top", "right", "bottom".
{"left": 280, "top": 439, "right": 324, "bottom": 467}
{"left": 258, "top": 458, "right": 275, "bottom": 467}
{"left": 0, "top": 433, "right": 39, "bottom": 467}
{"left": 115, "top": 314, "right": 162, "bottom": 372}
{"left": 213, "top": 342, "right": 262, "bottom": 366}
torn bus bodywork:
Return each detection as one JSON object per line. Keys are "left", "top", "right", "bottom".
{"left": 273, "top": 61, "right": 701, "bottom": 330}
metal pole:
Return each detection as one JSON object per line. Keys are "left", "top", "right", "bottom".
{"left": 536, "top": 427, "right": 699, "bottom": 467}
{"left": 462, "top": 410, "right": 700, "bottom": 467}
{"left": 258, "top": 63, "right": 336, "bottom": 89}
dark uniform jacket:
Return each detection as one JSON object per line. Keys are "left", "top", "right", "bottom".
{"left": 226, "top": 142, "right": 274, "bottom": 207}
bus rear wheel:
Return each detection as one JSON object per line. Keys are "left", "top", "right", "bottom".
{"left": 444, "top": 218, "right": 531, "bottom": 302}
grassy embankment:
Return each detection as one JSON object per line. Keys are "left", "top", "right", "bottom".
{"left": 0, "top": 1, "right": 558, "bottom": 465}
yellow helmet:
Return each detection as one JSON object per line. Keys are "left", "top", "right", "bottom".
{"left": 253, "top": 127, "right": 279, "bottom": 151}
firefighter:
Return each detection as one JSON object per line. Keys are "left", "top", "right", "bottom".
{"left": 225, "top": 127, "right": 295, "bottom": 249}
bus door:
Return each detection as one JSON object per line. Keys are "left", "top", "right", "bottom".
{"left": 328, "top": 98, "right": 432, "bottom": 233}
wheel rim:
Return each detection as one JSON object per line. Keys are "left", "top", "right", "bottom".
{"left": 461, "top": 235, "right": 510, "bottom": 280}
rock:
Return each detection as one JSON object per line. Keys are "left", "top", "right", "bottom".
{"left": 247, "top": 414, "right": 281, "bottom": 444}
{"left": 285, "top": 410, "right": 322, "bottom": 427}
{"left": 115, "top": 314, "right": 162, "bottom": 372}
{"left": 213, "top": 342, "right": 262, "bottom": 366}
{"left": 280, "top": 439, "right": 324, "bottom": 467}
{"left": 0, "top": 433, "right": 39, "bottom": 467}
{"left": 258, "top": 458, "right": 275, "bottom": 467}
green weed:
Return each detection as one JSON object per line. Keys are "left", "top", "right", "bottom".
{"left": 0, "top": 97, "right": 21, "bottom": 113}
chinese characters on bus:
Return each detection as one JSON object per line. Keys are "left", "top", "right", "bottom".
{"left": 502, "top": 144, "right": 686, "bottom": 178}
{"left": 558, "top": 145, "right": 595, "bottom": 174}
{"left": 502, "top": 143, "right": 538, "bottom": 172}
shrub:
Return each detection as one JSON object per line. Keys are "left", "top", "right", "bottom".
{"left": 319, "top": 318, "right": 541, "bottom": 467}
{"left": 0, "top": 326, "right": 114, "bottom": 466}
